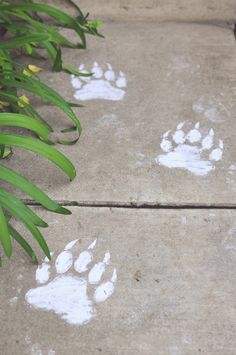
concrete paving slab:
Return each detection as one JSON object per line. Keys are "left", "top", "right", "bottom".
{"left": 46, "top": 0, "right": 236, "bottom": 23}
{"left": 3, "top": 22, "right": 236, "bottom": 205}
{"left": 1, "top": 207, "right": 236, "bottom": 354}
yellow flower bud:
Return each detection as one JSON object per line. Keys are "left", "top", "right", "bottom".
{"left": 23, "top": 69, "right": 32, "bottom": 77}
{"left": 23, "top": 65, "right": 42, "bottom": 77}
{"left": 18, "top": 95, "right": 29, "bottom": 108}
{"left": 28, "top": 64, "right": 42, "bottom": 73}
{"left": 0, "top": 101, "right": 10, "bottom": 109}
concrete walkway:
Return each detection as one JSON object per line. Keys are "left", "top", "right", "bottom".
{"left": 1, "top": 2, "right": 236, "bottom": 354}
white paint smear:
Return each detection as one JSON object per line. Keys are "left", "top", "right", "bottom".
{"left": 64, "top": 239, "right": 78, "bottom": 250}
{"left": 88, "top": 252, "right": 110, "bottom": 284}
{"left": 209, "top": 147, "right": 223, "bottom": 161}
{"left": 223, "top": 226, "right": 236, "bottom": 255}
{"left": 160, "top": 131, "right": 172, "bottom": 152}
{"left": 168, "top": 55, "right": 200, "bottom": 75}
{"left": 94, "top": 281, "right": 115, "bottom": 303}
{"left": 71, "top": 62, "right": 127, "bottom": 101}
{"left": 25, "top": 240, "right": 117, "bottom": 326}
{"left": 9, "top": 296, "right": 18, "bottom": 305}
{"left": 93, "top": 62, "right": 103, "bottom": 78}
{"left": 88, "top": 239, "right": 97, "bottom": 249}
{"left": 156, "top": 122, "right": 224, "bottom": 176}
{"left": 230, "top": 164, "right": 236, "bottom": 171}
{"left": 55, "top": 251, "right": 73, "bottom": 274}
{"left": 201, "top": 129, "right": 214, "bottom": 150}
{"left": 74, "top": 239, "right": 97, "bottom": 273}
{"left": 192, "top": 96, "right": 229, "bottom": 122}
{"left": 186, "top": 122, "right": 201, "bottom": 143}
{"left": 36, "top": 263, "right": 50, "bottom": 284}
{"left": 94, "top": 269, "right": 117, "bottom": 303}
{"left": 25, "top": 336, "right": 55, "bottom": 355}
{"left": 74, "top": 251, "right": 93, "bottom": 273}
{"left": 104, "top": 63, "right": 115, "bottom": 81}
{"left": 173, "top": 128, "right": 185, "bottom": 144}
{"left": 26, "top": 276, "right": 94, "bottom": 325}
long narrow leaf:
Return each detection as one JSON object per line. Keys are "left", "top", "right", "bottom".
{"left": 9, "top": 10, "right": 80, "bottom": 48}
{"left": 0, "top": 113, "right": 52, "bottom": 141}
{"left": 0, "top": 133, "right": 76, "bottom": 180}
{"left": 64, "top": 0, "right": 84, "bottom": 17}
{"left": 0, "top": 3, "right": 86, "bottom": 47}
{"left": 0, "top": 163, "right": 71, "bottom": 215}
{"left": 0, "top": 190, "right": 50, "bottom": 259}
{"left": 0, "top": 188, "right": 48, "bottom": 227}
{"left": 0, "top": 72, "right": 82, "bottom": 135}
{"left": 0, "top": 92, "right": 53, "bottom": 130}
{"left": 8, "top": 223, "right": 38, "bottom": 264}
{"left": 0, "top": 206, "right": 12, "bottom": 257}
{"left": 0, "top": 33, "right": 51, "bottom": 50}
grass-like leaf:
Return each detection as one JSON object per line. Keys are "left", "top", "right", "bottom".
{"left": 0, "top": 113, "right": 52, "bottom": 141}
{"left": 0, "top": 188, "right": 47, "bottom": 227}
{"left": 0, "top": 33, "right": 52, "bottom": 50}
{"left": 0, "top": 163, "right": 71, "bottom": 215}
{"left": 0, "top": 188, "right": 50, "bottom": 259}
{"left": 0, "top": 92, "right": 53, "bottom": 130}
{"left": 0, "top": 3, "right": 86, "bottom": 48}
{"left": 0, "top": 71, "right": 82, "bottom": 135}
{"left": 0, "top": 206, "right": 12, "bottom": 257}
{"left": 0, "top": 0, "right": 101, "bottom": 261}
{"left": 0, "top": 133, "right": 76, "bottom": 180}
{"left": 8, "top": 223, "right": 38, "bottom": 264}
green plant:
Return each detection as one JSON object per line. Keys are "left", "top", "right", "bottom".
{"left": 0, "top": 0, "right": 102, "bottom": 263}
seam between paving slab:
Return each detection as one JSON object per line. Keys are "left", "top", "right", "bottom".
{"left": 233, "top": 23, "right": 236, "bottom": 38}
{"left": 24, "top": 200, "right": 236, "bottom": 210}
{"left": 83, "top": 17, "right": 235, "bottom": 27}
{"left": 88, "top": 19, "right": 235, "bottom": 33}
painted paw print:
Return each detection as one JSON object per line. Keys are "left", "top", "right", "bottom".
{"left": 25, "top": 239, "right": 117, "bottom": 326}
{"left": 71, "top": 62, "right": 127, "bottom": 101}
{"left": 155, "top": 122, "right": 224, "bottom": 176}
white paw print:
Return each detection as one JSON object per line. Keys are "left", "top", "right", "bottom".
{"left": 155, "top": 122, "right": 224, "bottom": 176}
{"left": 25, "top": 239, "right": 117, "bottom": 326}
{"left": 71, "top": 62, "right": 127, "bottom": 101}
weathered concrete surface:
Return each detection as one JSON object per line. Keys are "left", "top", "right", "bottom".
{"left": 46, "top": 0, "right": 236, "bottom": 23}
{"left": 4, "top": 22, "right": 236, "bottom": 205}
{"left": 1, "top": 208, "right": 236, "bottom": 354}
